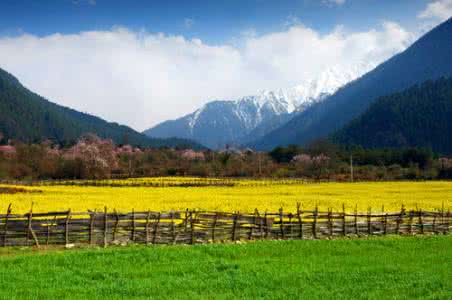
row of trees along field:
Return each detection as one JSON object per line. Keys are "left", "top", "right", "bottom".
{"left": 0, "top": 133, "right": 451, "bottom": 181}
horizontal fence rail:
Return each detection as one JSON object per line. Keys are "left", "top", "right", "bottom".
{"left": 0, "top": 178, "right": 310, "bottom": 188}
{"left": 0, "top": 204, "right": 450, "bottom": 248}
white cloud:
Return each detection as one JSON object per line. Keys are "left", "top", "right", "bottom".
{"left": 417, "top": 0, "right": 452, "bottom": 33}
{"left": 0, "top": 22, "right": 413, "bottom": 131}
{"left": 239, "top": 21, "right": 413, "bottom": 91}
{"left": 418, "top": 0, "right": 452, "bottom": 21}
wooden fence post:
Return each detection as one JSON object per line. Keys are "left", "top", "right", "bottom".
{"left": 297, "top": 203, "right": 303, "bottom": 239}
{"left": 145, "top": 210, "right": 151, "bottom": 245}
{"left": 232, "top": 212, "right": 239, "bottom": 242}
{"left": 65, "top": 209, "right": 71, "bottom": 246}
{"left": 328, "top": 208, "right": 333, "bottom": 237}
{"left": 171, "top": 211, "right": 177, "bottom": 245}
{"left": 113, "top": 210, "right": 119, "bottom": 242}
{"left": 28, "top": 204, "right": 40, "bottom": 248}
{"left": 237, "top": 212, "right": 242, "bottom": 241}
{"left": 288, "top": 213, "right": 293, "bottom": 239}
{"left": 408, "top": 210, "right": 413, "bottom": 234}
{"left": 248, "top": 210, "right": 257, "bottom": 240}
{"left": 211, "top": 212, "right": 218, "bottom": 242}
{"left": 47, "top": 216, "right": 56, "bottom": 246}
{"left": 184, "top": 209, "right": 189, "bottom": 233}
{"left": 152, "top": 212, "right": 161, "bottom": 244}
{"left": 418, "top": 209, "right": 424, "bottom": 234}
{"left": 89, "top": 210, "right": 95, "bottom": 245}
{"left": 445, "top": 209, "right": 450, "bottom": 235}
{"left": 46, "top": 216, "right": 50, "bottom": 246}
{"left": 131, "top": 209, "right": 136, "bottom": 242}
{"left": 190, "top": 211, "right": 195, "bottom": 244}
{"left": 256, "top": 209, "right": 263, "bottom": 239}
{"left": 396, "top": 205, "right": 405, "bottom": 235}
{"left": 279, "top": 208, "right": 284, "bottom": 239}
{"left": 2, "top": 204, "right": 12, "bottom": 247}
{"left": 312, "top": 205, "right": 318, "bottom": 239}
{"left": 367, "top": 207, "right": 372, "bottom": 236}
{"left": 264, "top": 211, "right": 269, "bottom": 238}
{"left": 432, "top": 213, "right": 437, "bottom": 234}
{"left": 342, "top": 203, "right": 346, "bottom": 237}
{"left": 354, "top": 204, "right": 358, "bottom": 236}
{"left": 103, "top": 206, "right": 108, "bottom": 248}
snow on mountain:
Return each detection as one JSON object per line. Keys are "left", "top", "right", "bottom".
{"left": 144, "top": 62, "right": 376, "bottom": 149}
{"left": 285, "top": 61, "right": 377, "bottom": 112}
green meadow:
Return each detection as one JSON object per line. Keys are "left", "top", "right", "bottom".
{"left": 0, "top": 236, "right": 450, "bottom": 299}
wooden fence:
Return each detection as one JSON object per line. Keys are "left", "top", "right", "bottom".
{"left": 0, "top": 204, "right": 450, "bottom": 248}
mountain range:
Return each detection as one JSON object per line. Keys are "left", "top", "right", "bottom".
{"left": 145, "top": 17, "right": 452, "bottom": 152}
{"left": 0, "top": 67, "right": 202, "bottom": 148}
{"left": 250, "top": 17, "right": 452, "bottom": 150}
{"left": 144, "top": 62, "right": 375, "bottom": 149}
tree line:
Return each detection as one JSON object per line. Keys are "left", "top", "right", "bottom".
{"left": 0, "top": 134, "right": 451, "bottom": 181}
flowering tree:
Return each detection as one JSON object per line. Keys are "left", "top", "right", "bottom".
{"left": 312, "top": 154, "right": 331, "bottom": 180}
{"left": 181, "top": 149, "right": 205, "bottom": 161}
{"left": 292, "top": 153, "right": 331, "bottom": 179}
{"left": 64, "top": 134, "right": 118, "bottom": 179}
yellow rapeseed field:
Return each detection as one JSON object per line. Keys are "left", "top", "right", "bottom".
{"left": 0, "top": 178, "right": 451, "bottom": 214}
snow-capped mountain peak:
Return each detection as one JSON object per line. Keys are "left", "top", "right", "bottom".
{"left": 145, "top": 61, "right": 376, "bottom": 148}
{"left": 234, "top": 61, "right": 376, "bottom": 115}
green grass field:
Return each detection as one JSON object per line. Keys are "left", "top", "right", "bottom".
{"left": 0, "top": 236, "right": 451, "bottom": 299}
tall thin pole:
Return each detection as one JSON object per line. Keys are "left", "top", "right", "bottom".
{"left": 258, "top": 152, "right": 262, "bottom": 177}
{"left": 350, "top": 154, "right": 354, "bottom": 183}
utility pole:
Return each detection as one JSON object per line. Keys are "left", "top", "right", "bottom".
{"left": 128, "top": 157, "right": 132, "bottom": 177}
{"left": 258, "top": 152, "right": 262, "bottom": 177}
{"left": 350, "top": 154, "right": 354, "bottom": 183}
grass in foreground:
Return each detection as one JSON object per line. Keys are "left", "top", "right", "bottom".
{"left": 0, "top": 236, "right": 450, "bottom": 299}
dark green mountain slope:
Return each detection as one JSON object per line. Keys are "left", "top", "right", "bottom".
{"left": 332, "top": 78, "right": 452, "bottom": 154}
{"left": 251, "top": 17, "right": 452, "bottom": 150}
{"left": 0, "top": 68, "right": 202, "bottom": 148}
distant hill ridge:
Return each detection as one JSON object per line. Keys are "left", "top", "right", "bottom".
{"left": 0, "top": 68, "right": 202, "bottom": 148}
{"left": 332, "top": 77, "right": 452, "bottom": 154}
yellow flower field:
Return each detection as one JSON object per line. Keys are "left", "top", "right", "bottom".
{"left": 0, "top": 178, "right": 451, "bottom": 214}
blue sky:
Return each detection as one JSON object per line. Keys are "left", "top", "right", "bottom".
{"left": 0, "top": 0, "right": 450, "bottom": 130}
{"left": 0, "top": 0, "right": 429, "bottom": 43}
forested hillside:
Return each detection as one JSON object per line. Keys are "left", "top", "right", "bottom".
{"left": 332, "top": 78, "right": 452, "bottom": 154}
{"left": 0, "top": 68, "right": 200, "bottom": 148}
